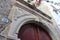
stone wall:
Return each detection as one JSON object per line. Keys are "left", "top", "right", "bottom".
{"left": 0, "top": 0, "right": 15, "bottom": 17}
{"left": 0, "top": 0, "right": 15, "bottom": 40}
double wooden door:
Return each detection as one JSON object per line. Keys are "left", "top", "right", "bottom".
{"left": 18, "top": 23, "right": 52, "bottom": 40}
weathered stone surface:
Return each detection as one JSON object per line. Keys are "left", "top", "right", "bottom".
{"left": 0, "top": 0, "right": 15, "bottom": 17}
{"left": 0, "top": 36, "right": 7, "bottom": 40}
{"left": 0, "top": 0, "right": 15, "bottom": 40}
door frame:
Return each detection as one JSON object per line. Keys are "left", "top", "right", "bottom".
{"left": 7, "top": 2, "right": 60, "bottom": 40}
{"left": 8, "top": 17, "right": 60, "bottom": 40}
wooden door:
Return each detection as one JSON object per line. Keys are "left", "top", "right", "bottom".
{"left": 18, "top": 23, "right": 52, "bottom": 40}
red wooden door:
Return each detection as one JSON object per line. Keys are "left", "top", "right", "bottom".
{"left": 18, "top": 23, "right": 52, "bottom": 40}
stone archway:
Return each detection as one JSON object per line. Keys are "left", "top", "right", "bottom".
{"left": 18, "top": 23, "right": 52, "bottom": 40}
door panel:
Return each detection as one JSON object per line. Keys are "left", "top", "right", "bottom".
{"left": 18, "top": 23, "right": 52, "bottom": 40}
{"left": 39, "top": 28, "right": 52, "bottom": 40}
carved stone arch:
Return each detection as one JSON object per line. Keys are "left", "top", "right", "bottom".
{"left": 8, "top": 15, "right": 60, "bottom": 40}
{"left": 8, "top": 13, "right": 39, "bottom": 40}
{"left": 7, "top": 2, "right": 60, "bottom": 40}
{"left": 16, "top": 19, "right": 60, "bottom": 40}
{"left": 17, "top": 20, "right": 52, "bottom": 40}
